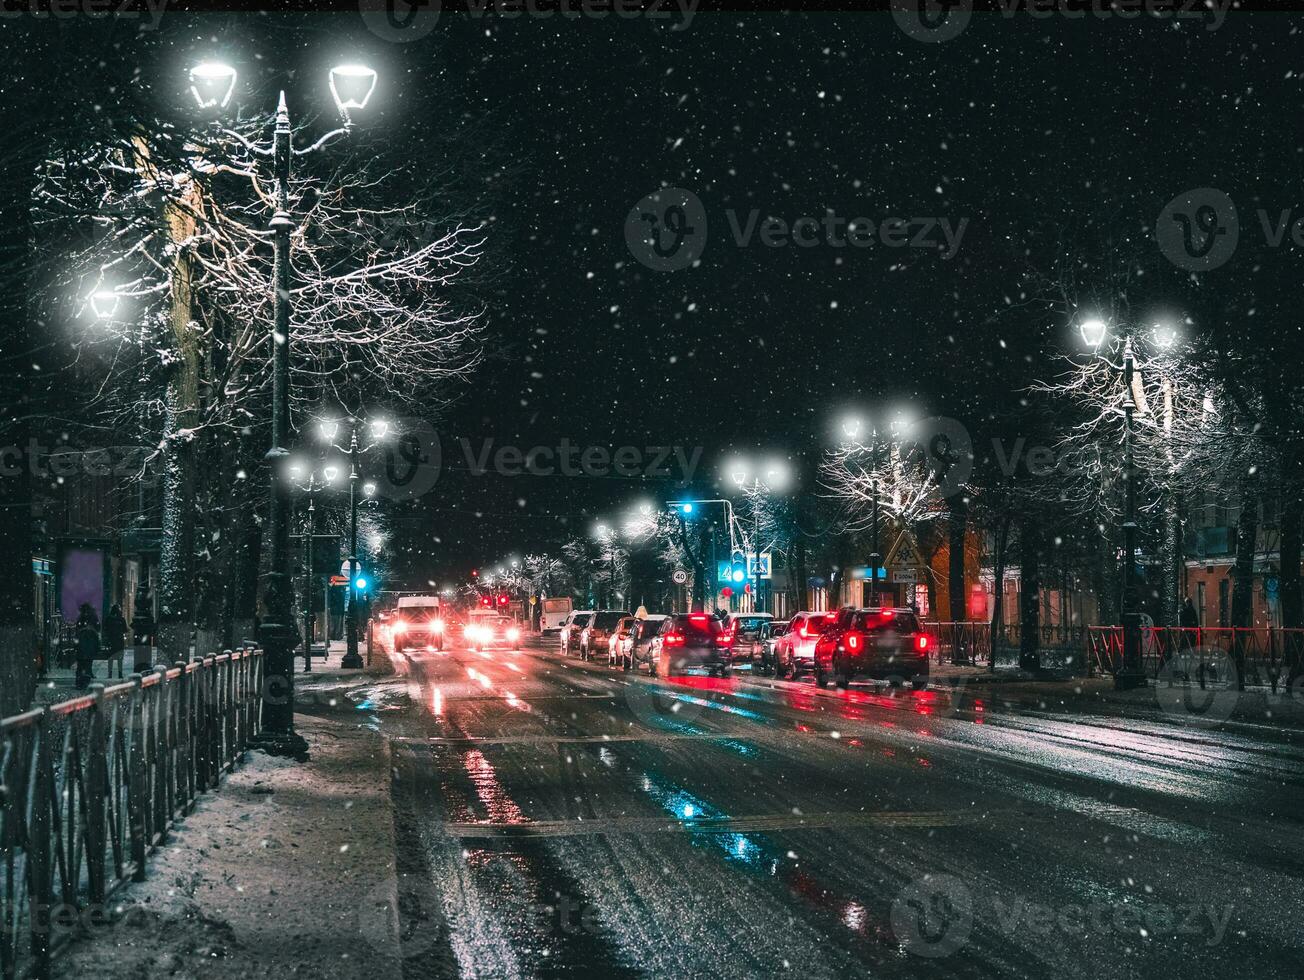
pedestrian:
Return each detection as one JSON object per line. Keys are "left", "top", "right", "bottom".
{"left": 103, "top": 603, "right": 128, "bottom": 679}
{"left": 74, "top": 603, "right": 100, "bottom": 689}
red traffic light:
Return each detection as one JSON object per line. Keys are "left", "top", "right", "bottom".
{"left": 497, "top": 594, "right": 509, "bottom": 606}
{"left": 720, "top": 586, "right": 733, "bottom": 598}
{"left": 480, "top": 596, "right": 491, "bottom": 607}
{"left": 471, "top": 568, "right": 479, "bottom": 578}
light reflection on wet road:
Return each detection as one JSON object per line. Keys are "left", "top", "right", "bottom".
{"left": 359, "top": 641, "right": 1304, "bottom": 979}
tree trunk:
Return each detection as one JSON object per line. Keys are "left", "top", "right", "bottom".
{"left": 154, "top": 166, "right": 202, "bottom": 660}
{"left": 1158, "top": 491, "right": 1183, "bottom": 627}
{"left": 948, "top": 495, "right": 967, "bottom": 621}
{"left": 1231, "top": 473, "right": 1259, "bottom": 691}
{"left": 1018, "top": 515, "right": 1042, "bottom": 672}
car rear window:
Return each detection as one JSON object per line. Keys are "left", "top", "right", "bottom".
{"left": 675, "top": 615, "right": 725, "bottom": 636}
{"left": 593, "top": 612, "right": 625, "bottom": 629}
{"left": 733, "top": 617, "right": 769, "bottom": 632}
{"left": 853, "top": 611, "right": 920, "bottom": 633}
{"left": 572, "top": 614, "right": 593, "bottom": 627}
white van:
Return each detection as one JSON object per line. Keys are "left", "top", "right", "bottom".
{"left": 541, "top": 596, "right": 573, "bottom": 632}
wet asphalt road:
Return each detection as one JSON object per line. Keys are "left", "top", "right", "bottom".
{"left": 358, "top": 640, "right": 1304, "bottom": 980}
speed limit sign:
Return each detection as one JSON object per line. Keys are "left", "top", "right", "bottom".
{"left": 672, "top": 569, "right": 688, "bottom": 585}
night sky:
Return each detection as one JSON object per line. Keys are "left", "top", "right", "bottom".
{"left": 9, "top": 6, "right": 1304, "bottom": 584}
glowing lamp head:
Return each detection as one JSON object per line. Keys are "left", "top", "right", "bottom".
{"left": 1152, "top": 323, "right": 1179, "bottom": 349}
{"left": 841, "top": 416, "right": 863, "bottom": 441}
{"left": 322, "top": 465, "right": 340, "bottom": 483}
{"left": 319, "top": 420, "right": 340, "bottom": 442}
{"left": 329, "top": 64, "right": 377, "bottom": 113}
{"left": 369, "top": 418, "right": 389, "bottom": 440}
{"left": 189, "top": 62, "right": 237, "bottom": 110}
{"left": 1079, "top": 318, "right": 1109, "bottom": 350}
{"left": 363, "top": 481, "right": 377, "bottom": 497}
{"left": 90, "top": 290, "right": 121, "bottom": 320}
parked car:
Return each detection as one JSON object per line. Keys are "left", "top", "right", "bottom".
{"left": 580, "top": 610, "right": 631, "bottom": 661}
{"left": 559, "top": 610, "right": 595, "bottom": 656}
{"left": 622, "top": 615, "right": 668, "bottom": 671}
{"left": 648, "top": 612, "right": 736, "bottom": 677}
{"left": 812, "top": 607, "right": 930, "bottom": 690}
{"left": 726, "top": 613, "right": 774, "bottom": 670}
{"left": 757, "top": 619, "right": 791, "bottom": 675}
{"left": 606, "top": 616, "right": 638, "bottom": 666}
{"left": 774, "top": 611, "right": 836, "bottom": 678}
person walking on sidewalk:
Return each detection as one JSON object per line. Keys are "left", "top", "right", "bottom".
{"left": 103, "top": 603, "right": 128, "bottom": 679}
{"left": 74, "top": 603, "right": 101, "bottom": 689}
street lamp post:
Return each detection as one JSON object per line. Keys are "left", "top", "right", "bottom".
{"left": 188, "top": 59, "right": 377, "bottom": 752}
{"left": 840, "top": 417, "right": 891, "bottom": 606}
{"left": 321, "top": 417, "right": 387, "bottom": 669}
{"left": 1079, "top": 317, "right": 1165, "bottom": 691}
{"left": 288, "top": 461, "right": 338, "bottom": 673}
{"left": 726, "top": 460, "right": 790, "bottom": 614}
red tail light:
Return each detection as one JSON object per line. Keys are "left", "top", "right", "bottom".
{"left": 916, "top": 634, "right": 929, "bottom": 652}
{"left": 715, "top": 633, "right": 733, "bottom": 646}
{"left": 664, "top": 632, "right": 685, "bottom": 646}
{"left": 845, "top": 631, "right": 863, "bottom": 653}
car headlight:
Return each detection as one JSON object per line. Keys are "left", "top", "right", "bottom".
{"left": 393, "top": 621, "right": 407, "bottom": 634}
{"left": 507, "top": 627, "right": 521, "bottom": 642}
{"left": 432, "top": 618, "right": 445, "bottom": 632}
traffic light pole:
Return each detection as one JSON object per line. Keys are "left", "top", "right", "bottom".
{"left": 342, "top": 425, "right": 364, "bottom": 669}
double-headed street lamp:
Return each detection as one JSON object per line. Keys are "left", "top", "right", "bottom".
{"left": 188, "top": 58, "right": 377, "bottom": 750}
{"left": 726, "top": 458, "right": 791, "bottom": 613}
{"left": 320, "top": 417, "right": 387, "bottom": 669}
{"left": 287, "top": 459, "right": 339, "bottom": 673}
{"left": 838, "top": 413, "right": 904, "bottom": 606}
{"left": 1078, "top": 316, "right": 1180, "bottom": 691}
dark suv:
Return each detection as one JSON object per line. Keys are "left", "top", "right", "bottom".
{"left": 579, "top": 610, "right": 631, "bottom": 661}
{"left": 649, "top": 613, "right": 736, "bottom": 677}
{"left": 812, "top": 607, "right": 930, "bottom": 690}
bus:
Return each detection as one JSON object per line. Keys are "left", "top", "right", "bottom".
{"left": 541, "top": 596, "right": 573, "bottom": 632}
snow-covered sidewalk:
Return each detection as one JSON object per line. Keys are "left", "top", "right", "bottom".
{"left": 54, "top": 709, "right": 403, "bottom": 980}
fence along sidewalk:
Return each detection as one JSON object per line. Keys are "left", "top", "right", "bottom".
{"left": 0, "top": 647, "right": 264, "bottom": 980}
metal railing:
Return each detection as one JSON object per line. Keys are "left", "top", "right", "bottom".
{"left": 922, "top": 621, "right": 1090, "bottom": 667}
{"left": 1086, "top": 626, "right": 1304, "bottom": 688}
{"left": 0, "top": 647, "right": 263, "bottom": 980}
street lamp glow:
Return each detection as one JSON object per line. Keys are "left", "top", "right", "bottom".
{"left": 1079, "top": 317, "right": 1109, "bottom": 349}
{"left": 1152, "top": 323, "right": 1179, "bottom": 349}
{"left": 189, "top": 61, "right": 237, "bottom": 110}
{"left": 322, "top": 465, "right": 340, "bottom": 483}
{"left": 369, "top": 418, "right": 389, "bottom": 440}
{"left": 329, "top": 64, "right": 378, "bottom": 113}
{"left": 318, "top": 419, "right": 339, "bottom": 442}
{"left": 762, "top": 458, "right": 791, "bottom": 492}
{"left": 90, "top": 289, "right": 121, "bottom": 320}
{"left": 363, "top": 481, "right": 377, "bottom": 497}
{"left": 728, "top": 462, "right": 748, "bottom": 488}
{"left": 841, "top": 415, "right": 863, "bottom": 441}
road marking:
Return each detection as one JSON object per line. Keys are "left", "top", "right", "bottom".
{"left": 390, "top": 733, "right": 755, "bottom": 746}
{"left": 439, "top": 808, "right": 1002, "bottom": 839}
